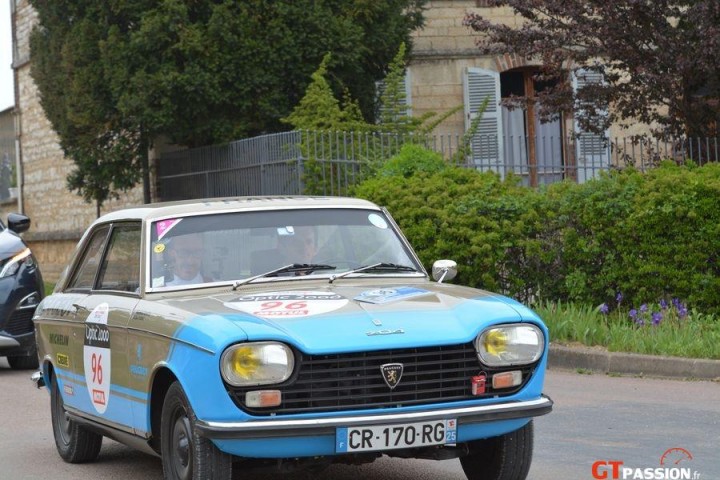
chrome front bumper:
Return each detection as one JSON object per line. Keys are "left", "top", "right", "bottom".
{"left": 196, "top": 395, "right": 553, "bottom": 439}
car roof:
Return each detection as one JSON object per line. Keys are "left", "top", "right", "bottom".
{"left": 93, "top": 196, "right": 381, "bottom": 225}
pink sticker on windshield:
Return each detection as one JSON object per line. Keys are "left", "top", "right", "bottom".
{"left": 156, "top": 219, "right": 182, "bottom": 240}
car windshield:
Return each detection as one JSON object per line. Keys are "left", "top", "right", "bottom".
{"left": 148, "top": 208, "right": 422, "bottom": 290}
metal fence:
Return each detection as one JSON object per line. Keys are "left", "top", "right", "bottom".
{"left": 156, "top": 130, "right": 720, "bottom": 201}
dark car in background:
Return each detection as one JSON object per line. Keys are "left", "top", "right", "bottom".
{"left": 0, "top": 213, "right": 44, "bottom": 369}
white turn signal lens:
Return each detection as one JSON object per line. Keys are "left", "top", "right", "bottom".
{"left": 245, "top": 390, "right": 282, "bottom": 408}
{"left": 492, "top": 370, "right": 522, "bottom": 389}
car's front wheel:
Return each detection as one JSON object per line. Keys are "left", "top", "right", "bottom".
{"left": 459, "top": 420, "right": 534, "bottom": 480}
{"left": 50, "top": 371, "right": 103, "bottom": 463}
{"left": 161, "top": 382, "right": 232, "bottom": 480}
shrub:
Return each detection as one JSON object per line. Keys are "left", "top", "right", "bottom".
{"left": 354, "top": 154, "right": 542, "bottom": 296}
{"left": 540, "top": 163, "right": 720, "bottom": 313}
{"left": 355, "top": 150, "right": 720, "bottom": 314}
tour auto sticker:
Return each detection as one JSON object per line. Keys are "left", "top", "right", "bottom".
{"left": 225, "top": 291, "right": 348, "bottom": 319}
{"left": 83, "top": 303, "right": 111, "bottom": 414}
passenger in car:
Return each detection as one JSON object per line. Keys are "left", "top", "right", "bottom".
{"left": 277, "top": 226, "right": 318, "bottom": 265}
{"left": 251, "top": 226, "right": 318, "bottom": 274}
{"left": 165, "top": 233, "right": 212, "bottom": 286}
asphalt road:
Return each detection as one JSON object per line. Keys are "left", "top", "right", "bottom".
{"left": 1, "top": 358, "right": 718, "bottom": 480}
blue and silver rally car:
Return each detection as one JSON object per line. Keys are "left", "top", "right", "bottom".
{"left": 33, "top": 197, "right": 552, "bottom": 480}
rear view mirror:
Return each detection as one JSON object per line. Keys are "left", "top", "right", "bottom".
{"left": 7, "top": 213, "right": 31, "bottom": 234}
{"left": 432, "top": 259, "right": 457, "bottom": 283}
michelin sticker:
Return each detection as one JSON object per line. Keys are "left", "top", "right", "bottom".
{"left": 225, "top": 291, "right": 348, "bottom": 318}
{"left": 83, "top": 303, "right": 111, "bottom": 414}
{"left": 355, "top": 286, "right": 431, "bottom": 304}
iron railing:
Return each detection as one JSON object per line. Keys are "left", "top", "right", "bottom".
{"left": 156, "top": 130, "right": 719, "bottom": 201}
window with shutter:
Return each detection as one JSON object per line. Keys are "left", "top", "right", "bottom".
{"left": 464, "top": 67, "right": 503, "bottom": 175}
{"left": 573, "top": 69, "right": 610, "bottom": 182}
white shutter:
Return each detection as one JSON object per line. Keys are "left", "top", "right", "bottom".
{"left": 464, "top": 67, "right": 503, "bottom": 175}
{"left": 573, "top": 69, "right": 610, "bottom": 182}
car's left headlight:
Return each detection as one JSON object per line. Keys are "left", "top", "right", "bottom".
{"left": 475, "top": 323, "right": 544, "bottom": 367}
{"left": 220, "top": 342, "right": 295, "bottom": 387}
{"left": 0, "top": 248, "right": 32, "bottom": 278}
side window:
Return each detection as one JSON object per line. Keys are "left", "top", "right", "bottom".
{"left": 97, "top": 224, "right": 142, "bottom": 292}
{"left": 66, "top": 226, "right": 111, "bottom": 291}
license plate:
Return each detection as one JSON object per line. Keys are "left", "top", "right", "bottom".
{"left": 336, "top": 419, "right": 457, "bottom": 453}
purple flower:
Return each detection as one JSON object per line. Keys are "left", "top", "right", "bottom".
{"left": 635, "top": 318, "right": 645, "bottom": 326}
{"left": 659, "top": 299, "right": 668, "bottom": 310}
{"left": 629, "top": 309, "right": 638, "bottom": 320}
{"left": 672, "top": 298, "right": 681, "bottom": 309}
{"left": 640, "top": 304, "right": 648, "bottom": 313}
{"left": 616, "top": 292, "right": 623, "bottom": 303}
{"left": 678, "top": 304, "right": 688, "bottom": 319}
{"left": 599, "top": 303, "right": 609, "bottom": 314}
{"left": 651, "top": 312, "right": 662, "bottom": 326}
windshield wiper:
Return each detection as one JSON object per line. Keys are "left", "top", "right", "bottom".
{"left": 328, "top": 262, "right": 419, "bottom": 284}
{"left": 232, "top": 264, "right": 336, "bottom": 290}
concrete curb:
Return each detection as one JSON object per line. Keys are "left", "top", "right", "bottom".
{"left": 548, "top": 344, "right": 720, "bottom": 380}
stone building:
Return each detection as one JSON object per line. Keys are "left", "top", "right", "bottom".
{"left": 8, "top": 0, "right": 623, "bottom": 281}
{"left": 0, "top": 107, "right": 17, "bottom": 202}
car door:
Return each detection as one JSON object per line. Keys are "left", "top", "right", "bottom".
{"left": 65, "top": 222, "right": 142, "bottom": 433}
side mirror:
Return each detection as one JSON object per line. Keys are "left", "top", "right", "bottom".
{"left": 7, "top": 213, "right": 31, "bottom": 234}
{"left": 432, "top": 259, "right": 457, "bottom": 283}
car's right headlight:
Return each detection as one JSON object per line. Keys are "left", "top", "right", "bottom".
{"left": 475, "top": 323, "right": 544, "bottom": 367}
{"left": 0, "top": 248, "right": 32, "bottom": 278}
{"left": 220, "top": 342, "right": 295, "bottom": 387}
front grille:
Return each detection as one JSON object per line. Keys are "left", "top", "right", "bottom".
{"left": 228, "top": 343, "right": 536, "bottom": 415}
{"left": 5, "top": 309, "right": 35, "bottom": 336}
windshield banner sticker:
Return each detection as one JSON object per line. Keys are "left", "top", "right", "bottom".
{"left": 155, "top": 218, "right": 182, "bottom": 240}
{"left": 225, "top": 291, "right": 348, "bottom": 318}
{"left": 355, "top": 287, "right": 431, "bottom": 304}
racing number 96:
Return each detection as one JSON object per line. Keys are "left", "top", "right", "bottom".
{"left": 91, "top": 353, "right": 103, "bottom": 384}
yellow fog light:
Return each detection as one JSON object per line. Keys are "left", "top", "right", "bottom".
{"left": 475, "top": 324, "right": 544, "bottom": 367}
{"left": 484, "top": 329, "right": 507, "bottom": 356}
{"left": 221, "top": 342, "right": 294, "bottom": 387}
{"left": 229, "top": 346, "right": 260, "bottom": 379}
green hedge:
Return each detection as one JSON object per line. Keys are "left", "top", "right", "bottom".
{"left": 353, "top": 145, "right": 543, "bottom": 295}
{"left": 354, "top": 148, "right": 720, "bottom": 314}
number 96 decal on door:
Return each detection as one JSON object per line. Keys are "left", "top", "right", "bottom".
{"left": 83, "top": 303, "right": 111, "bottom": 414}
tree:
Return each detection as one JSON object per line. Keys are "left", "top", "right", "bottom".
{"left": 282, "top": 54, "right": 366, "bottom": 132}
{"left": 464, "top": 1, "right": 720, "bottom": 139}
{"left": 29, "top": 0, "right": 426, "bottom": 211}
{"left": 30, "top": 2, "right": 150, "bottom": 214}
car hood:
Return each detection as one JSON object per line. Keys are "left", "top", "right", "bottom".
{"left": 0, "top": 229, "right": 27, "bottom": 259}
{"left": 160, "top": 281, "right": 531, "bottom": 354}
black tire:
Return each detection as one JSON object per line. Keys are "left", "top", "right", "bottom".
{"left": 7, "top": 352, "right": 39, "bottom": 369}
{"left": 459, "top": 421, "right": 534, "bottom": 480}
{"left": 50, "top": 371, "right": 103, "bottom": 463}
{"left": 161, "top": 382, "right": 232, "bottom": 480}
